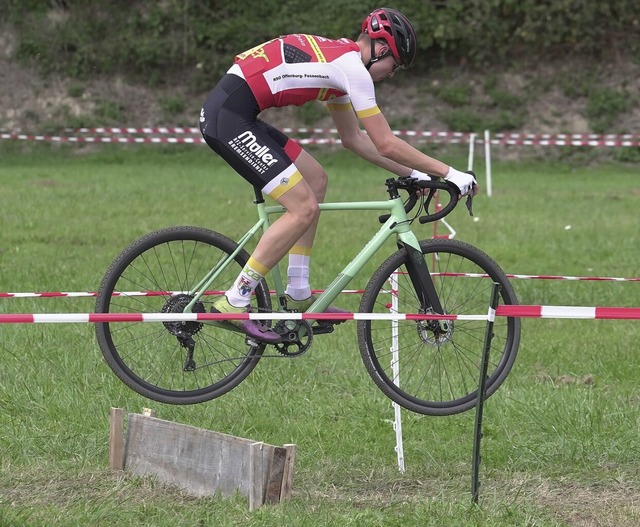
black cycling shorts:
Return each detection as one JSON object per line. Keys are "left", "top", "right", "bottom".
{"left": 199, "top": 74, "right": 303, "bottom": 198}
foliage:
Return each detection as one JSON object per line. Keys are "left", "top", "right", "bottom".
{"left": 431, "top": 75, "right": 529, "bottom": 132}
{"left": 587, "top": 88, "right": 632, "bottom": 133}
{"left": 1, "top": 2, "right": 638, "bottom": 133}
{"left": 296, "top": 101, "right": 328, "bottom": 126}
{"left": 159, "top": 95, "right": 187, "bottom": 119}
{"left": 430, "top": 83, "right": 472, "bottom": 107}
{"left": 3, "top": 0, "right": 639, "bottom": 84}
{"left": 422, "top": 0, "right": 640, "bottom": 63}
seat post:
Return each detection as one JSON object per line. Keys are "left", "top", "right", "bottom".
{"left": 253, "top": 186, "right": 265, "bottom": 204}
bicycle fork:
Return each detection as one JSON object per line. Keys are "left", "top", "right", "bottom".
{"left": 397, "top": 239, "right": 450, "bottom": 332}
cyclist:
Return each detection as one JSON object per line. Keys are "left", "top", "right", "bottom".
{"left": 200, "top": 7, "right": 478, "bottom": 342}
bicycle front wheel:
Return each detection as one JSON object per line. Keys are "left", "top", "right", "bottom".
{"left": 95, "top": 226, "right": 272, "bottom": 404}
{"left": 357, "top": 238, "right": 520, "bottom": 416}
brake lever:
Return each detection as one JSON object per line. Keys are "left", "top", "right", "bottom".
{"left": 465, "top": 194, "right": 474, "bottom": 217}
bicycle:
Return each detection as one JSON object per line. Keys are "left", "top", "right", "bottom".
{"left": 95, "top": 177, "right": 521, "bottom": 416}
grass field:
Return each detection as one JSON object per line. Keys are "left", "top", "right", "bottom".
{"left": 1, "top": 142, "right": 639, "bottom": 526}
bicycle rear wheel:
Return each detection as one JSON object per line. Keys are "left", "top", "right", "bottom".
{"left": 95, "top": 226, "right": 272, "bottom": 404}
{"left": 357, "top": 238, "right": 520, "bottom": 416}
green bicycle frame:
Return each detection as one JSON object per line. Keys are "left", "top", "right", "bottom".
{"left": 184, "top": 191, "right": 433, "bottom": 315}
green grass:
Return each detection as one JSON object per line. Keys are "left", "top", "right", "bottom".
{"left": 1, "top": 143, "right": 639, "bottom": 526}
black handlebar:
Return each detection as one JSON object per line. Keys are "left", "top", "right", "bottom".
{"left": 378, "top": 176, "right": 472, "bottom": 224}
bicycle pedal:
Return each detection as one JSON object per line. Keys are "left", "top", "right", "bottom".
{"left": 321, "top": 318, "right": 347, "bottom": 326}
{"left": 311, "top": 323, "right": 335, "bottom": 334}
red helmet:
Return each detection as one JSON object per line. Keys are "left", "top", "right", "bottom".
{"left": 362, "top": 8, "right": 418, "bottom": 68}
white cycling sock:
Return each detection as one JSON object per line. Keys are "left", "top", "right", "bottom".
{"left": 285, "top": 248, "right": 311, "bottom": 300}
{"left": 226, "top": 257, "right": 268, "bottom": 307}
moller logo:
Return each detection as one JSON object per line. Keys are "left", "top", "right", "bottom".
{"left": 234, "top": 131, "right": 278, "bottom": 167}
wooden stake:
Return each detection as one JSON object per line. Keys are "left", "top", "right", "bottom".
{"left": 108, "top": 407, "right": 124, "bottom": 470}
{"left": 280, "top": 444, "right": 297, "bottom": 500}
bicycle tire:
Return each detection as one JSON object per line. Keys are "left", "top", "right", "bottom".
{"left": 95, "top": 226, "right": 272, "bottom": 404}
{"left": 357, "top": 238, "right": 520, "bottom": 416}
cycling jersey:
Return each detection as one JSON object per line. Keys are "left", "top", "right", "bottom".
{"left": 230, "top": 34, "right": 380, "bottom": 119}
{"left": 200, "top": 34, "right": 380, "bottom": 198}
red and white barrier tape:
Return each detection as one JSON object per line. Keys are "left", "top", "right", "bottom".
{"left": 61, "top": 127, "right": 473, "bottom": 139}
{"left": 3, "top": 129, "right": 638, "bottom": 147}
{"left": 1, "top": 305, "right": 639, "bottom": 323}
{"left": 0, "top": 133, "right": 342, "bottom": 146}
{"left": 1, "top": 274, "right": 637, "bottom": 299}
{"left": 491, "top": 132, "right": 640, "bottom": 147}
{"left": 0, "top": 288, "right": 365, "bottom": 299}
{"left": 66, "top": 127, "right": 201, "bottom": 135}
{"left": 0, "top": 311, "right": 474, "bottom": 324}
{"left": 496, "top": 305, "right": 640, "bottom": 320}
{"left": 61, "top": 127, "right": 640, "bottom": 144}
{"left": 505, "top": 273, "right": 640, "bottom": 282}
{"left": 0, "top": 133, "right": 206, "bottom": 145}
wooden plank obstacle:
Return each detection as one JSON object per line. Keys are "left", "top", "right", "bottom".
{"left": 109, "top": 407, "right": 296, "bottom": 510}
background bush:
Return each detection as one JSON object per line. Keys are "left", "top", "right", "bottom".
{"left": 2, "top": 0, "right": 639, "bottom": 88}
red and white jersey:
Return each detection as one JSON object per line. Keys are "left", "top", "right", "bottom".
{"left": 228, "top": 34, "right": 381, "bottom": 119}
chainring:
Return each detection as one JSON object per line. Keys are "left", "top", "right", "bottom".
{"left": 273, "top": 319, "right": 313, "bottom": 356}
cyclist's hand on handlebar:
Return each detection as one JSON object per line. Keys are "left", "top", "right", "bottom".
{"left": 408, "top": 169, "right": 432, "bottom": 183}
{"left": 444, "top": 167, "right": 479, "bottom": 197}
{"left": 407, "top": 169, "right": 433, "bottom": 195}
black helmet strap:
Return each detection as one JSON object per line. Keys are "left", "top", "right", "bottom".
{"left": 365, "top": 38, "right": 378, "bottom": 70}
{"left": 365, "top": 39, "right": 394, "bottom": 70}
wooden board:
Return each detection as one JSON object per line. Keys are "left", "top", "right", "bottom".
{"left": 112, "top": 412, "right": 295, "bottom": 509}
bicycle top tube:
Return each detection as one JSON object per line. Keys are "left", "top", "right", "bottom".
{"left": 255, "top": 177, "right": 463, "bottom": 225}
{"left": 265, "top": 200, "right": 397, "bottom": 214}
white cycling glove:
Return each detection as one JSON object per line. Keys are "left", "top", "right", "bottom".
{"left": 444, "top": 167, "right": 477, "bottom": 196}
{"left": 408, "top": 169, "right": 432, "bottom": 182}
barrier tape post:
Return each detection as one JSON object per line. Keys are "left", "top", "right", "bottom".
{"left": 471, "top": 282, "right": 500, "bottom": 504}
{"left": 389, "top": 273, "right": 405, "bottom": 473}
{"left": 484, "top": 129, "right": 493, "bottom": 197}
{"left": 467, "top": 133, "right": 477, "bottom": 172}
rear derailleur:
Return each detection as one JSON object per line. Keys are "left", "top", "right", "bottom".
{"left": 161, "top": 293, "right": 206, "bottom": 371}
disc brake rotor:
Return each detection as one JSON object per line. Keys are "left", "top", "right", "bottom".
{"left": 416, "top": 309, "right": 454, "bottom": 346}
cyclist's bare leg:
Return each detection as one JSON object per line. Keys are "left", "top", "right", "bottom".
{"left": 280, "top": 150, "right": 346, "bottom": 316}
{"left": 251, "top": 178, "right": 320, "bottom": 269}
{"left": 291, "top": 148, "right": 327, "bottom": 248}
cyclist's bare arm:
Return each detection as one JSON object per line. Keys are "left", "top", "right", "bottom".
{"left": 329, "top": 103, "right": 477, "bottom": 196}
{"left": 328, "top": 104, "right": 413, "bottom": 177}
{"left": 359, "top": 112, "right": 451, "bottom": 177}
